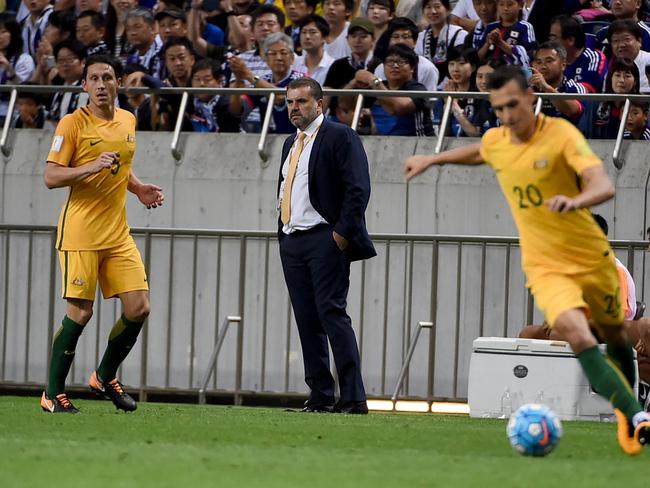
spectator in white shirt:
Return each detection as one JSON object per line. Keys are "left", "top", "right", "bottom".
{"left": 293, "top": 14, "right": 335, "bottom": 85}
{"left": 450, "top": 0, "right": 479, "bottom": 32}
{"left": 323, "top": 0, "right": 353, "bottom": 59}
{"left": 21, "top": 0, "right": 53, "bottom": 59}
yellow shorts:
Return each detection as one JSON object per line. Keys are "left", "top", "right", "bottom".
{"left": 527, "top": 259, "right": 623, "bottom": 328}
{"left": 58, "top": 238, "right": 148, "bottom": 300}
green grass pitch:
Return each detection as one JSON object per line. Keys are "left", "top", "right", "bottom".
{"left": 0, "top": 395, "right": 646, "bottom": 487}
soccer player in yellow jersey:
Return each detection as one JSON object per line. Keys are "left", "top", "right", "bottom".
{"left": 40, "top": 55, "right": 164, "bottom": 414}
{"left": 404, "top": 65, "right": 650, "bottom": 455}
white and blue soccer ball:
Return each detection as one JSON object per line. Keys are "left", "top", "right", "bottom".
{"left": 506, "top": 403, "right": 563, "bottom": 457}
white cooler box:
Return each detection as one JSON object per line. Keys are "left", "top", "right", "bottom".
{"left": 468, "top": 337, "right": 637, "bottom": 421}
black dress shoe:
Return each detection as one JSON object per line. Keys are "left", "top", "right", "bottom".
{"left": 300, "top": 401, "right": 334, "bottom": 413}
{"left": 334, "top": 400, "right": 368, "bottom": 414}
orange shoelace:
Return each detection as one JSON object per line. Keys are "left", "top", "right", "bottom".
{"left": 55, "top": 393, "right": 72, "bottom": 408}
{"left": 108, "top": 379, "right": 125, "bottom": 395}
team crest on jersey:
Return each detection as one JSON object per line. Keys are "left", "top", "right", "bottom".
{"left": 71, "top": 277, "right": 85, "bottom": 286}
{"left": 576, "top": 67, "right": 582, "bottom": 74}
{"left": 534, "top": 160, "right": 548, "bottom": 169}
{"left": 51, "top": 135, "right": 64, "bottom": 152}
{"left": 510, "top": 31, "right": 519, "bottom": 39}
{"left": 126, "top": 134, "right": 135, "bottom": 143}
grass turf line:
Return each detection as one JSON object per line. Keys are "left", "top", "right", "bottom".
{"left": 0, "top": 396, "right": 645, "bottom": 488}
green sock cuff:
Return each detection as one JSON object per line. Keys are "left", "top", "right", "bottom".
{"left": 121, "top": 314, "right": 144, "bottom": 329}
{"left": 62, "top": 315, "right": 85, "bottom": 330}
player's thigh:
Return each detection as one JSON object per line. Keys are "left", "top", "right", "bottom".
{"left": 98, "top": 239, "right": 148, "bottom": 299}
{"left": 58, "top": 249, "right": 99, "bottom": 301}
{"left": 527, "top": 271, "right": 587, "bottom": 328}
{"left": 581, "top": 261, "right": 624, "bottom": 329}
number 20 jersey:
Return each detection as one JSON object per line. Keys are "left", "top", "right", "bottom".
{"left": 479, "top": 114, "right": 611, "bottom": 274}
{"left": 47, "top": 107, "right": 137, "bottom": 251}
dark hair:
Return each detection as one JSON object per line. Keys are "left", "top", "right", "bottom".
{"left": 421, "top": 0, "right": 451, "bottom": 12}
{"left": 550, "top": 14, "right": 585, "bottom": 49}
{"left": 447, "top": 45, "right": 479, "bottom": 67}
{"left": 83, "top": 54, "right": 124, "bottom": 79}
{"left": 368, "top": 0, "right": 395, "bottom": 14}
{"left": 630, "top": 100, "right": 650, "bottom": 112}
{"left": 384, "top": 43, "right": 418, "bottom": 68}
{"left": 0, "top": 13, "right": 23, "bottom": 59}
{"left": 605, "top": 57, "right": 640, "bottom": 94}
{"left": 251, "top": 4, "right": 286, "bottom": 28}
{"left": 535, "top": 40, "right": 567, "bottom": 61}
{"left": 479, "top": 57, "right": 506, "bottom": 70}
{"left": 54, "top": 39, "right": 87, "bottom": 60}
{"left": 607, "top": 19, "right": 643, "bottom": 42}
{"left": 17, "top": 81, "right": 44, "bottom": 105}
{"left": 385, "top": 17, "right": 418, "bottom": 42}
{"left": 299, "top": 14, "right": 330, "bottom": 37}
{"left": 320, "top": 0, "right": 355, "bottom": 13}
{"left": 287, "top": 77, "right": 323, "bottom": 100}
{"left": 592, "top": 214, "right": 608, "bottom": 235}
{"left": 47, "top": 10, "right": 77, "bottom": 38}
{"left": 123, "top": 62, "right": 149, "bottom": 77}
{"left": 191, "top": 57, "right": 223, "bottom": 79}
{"left": 161, "top": 36, "right": 195, "bottom": 59}
{"left": 77, "top": 10, "right": 105, "bottom": 30}
{"left": 486, "top": 64, "right": 528, "bottom": 91}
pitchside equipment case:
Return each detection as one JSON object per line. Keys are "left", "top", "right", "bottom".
{"left": 468, "top": 337, "right": 637, "bottom": 421}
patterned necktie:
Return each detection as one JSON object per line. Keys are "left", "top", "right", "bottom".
{"left": 280, "top": 132, "right": 307, "bottom": 225}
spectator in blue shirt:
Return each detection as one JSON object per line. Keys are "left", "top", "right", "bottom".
{"left": 549, "top": 14, "right": 607, "bottom": 93}
{"left": 623, "top": 100, "right": 650, "bottom": 139}
{"left": 529, "top": 40, "right": 586, "bottom": 124}
{"left": 465, "top": 0, "right": 497, "bottom": 51}
{"left": 477, "top": 0, "right": 536, "bottom": 66}
{"left": 434, "top": 45, "right": 480, "bottom": 136}
{"left": 593, "top": 57, "right": 640, "bottom": 138}
{"left": 349, "top": 43, "right": 434, "bottom": 136}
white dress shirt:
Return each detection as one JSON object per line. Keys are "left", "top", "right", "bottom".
{"left": 280, "top": 113, "right": 327, "bottom": 234}
{"left": 293, "top": 51, "right": 336, "bottom": 86}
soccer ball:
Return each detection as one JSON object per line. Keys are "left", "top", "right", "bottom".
{"left": 506, "top": 404, "right": 562, "bottom": 457}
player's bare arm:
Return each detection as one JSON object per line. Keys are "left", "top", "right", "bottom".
{"left": 128, "top": 171, "right": 164, "bottom": 209}
{"left": 404, "top": 143, "right": 484, "bottom": 181}
{"left": 546, "top": 165, "right": 615, "bottom": 214}
{"left": 43, "top": 151, "right": 117, "bottom": 189}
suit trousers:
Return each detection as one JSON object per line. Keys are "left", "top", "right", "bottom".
{"left": 279, "top": 224, "right": 366, "bottom": 405}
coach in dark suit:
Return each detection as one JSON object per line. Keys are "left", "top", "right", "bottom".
{"left": 278, "top": 77, "right": 376, "bottom": 414}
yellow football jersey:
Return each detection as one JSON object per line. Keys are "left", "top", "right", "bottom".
{"left": 479, "top": 114, "right": 611, "bottom": 274}
{"left": 47, "top": 106, "right": 137, "bottom": 251}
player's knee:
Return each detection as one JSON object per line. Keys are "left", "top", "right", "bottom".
{"left": 67, "top": 301, "right": 93, "bottom": 325}
{"left": 126, "top": 299, "right": 150, "bottom": 322}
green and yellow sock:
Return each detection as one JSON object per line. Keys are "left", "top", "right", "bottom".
{"left": 46, "top": 316, "right": 85, "bottom": 398}
{"left": 577, "top": 345, "right": 642, "bottom": 421}
{"left": 96, "top": 314, "right": 143, "bottom": 382}
{"left": 607, "top": 342, "right": 637, "bottom": 388}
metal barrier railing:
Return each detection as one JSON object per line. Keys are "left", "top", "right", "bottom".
{"left": 0, "top": 84, "right": 646, "bottom": 167}
{"left": 1, "top": 224, "right": 648, "bottom": 403}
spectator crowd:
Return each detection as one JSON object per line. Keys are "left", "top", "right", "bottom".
{"left": 1, "top": 0, "right": 649, "bottom": 138}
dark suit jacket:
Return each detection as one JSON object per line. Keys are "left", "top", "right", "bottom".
{"left": 278, "top": 119, "right": 376, "bottom": 262}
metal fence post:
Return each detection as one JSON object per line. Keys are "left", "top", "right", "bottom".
{"left": 391, "top": 321, "right": 435, "bottom": 408}
{"left": 198, "top": 315, "right": 242, "bottom": 405}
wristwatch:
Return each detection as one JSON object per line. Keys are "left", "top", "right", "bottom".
{"left": 252, "top": 75, "right": 260, "bottom": 86}
{"left": 372, "top": 78, "right": 381, "bottom": 88}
